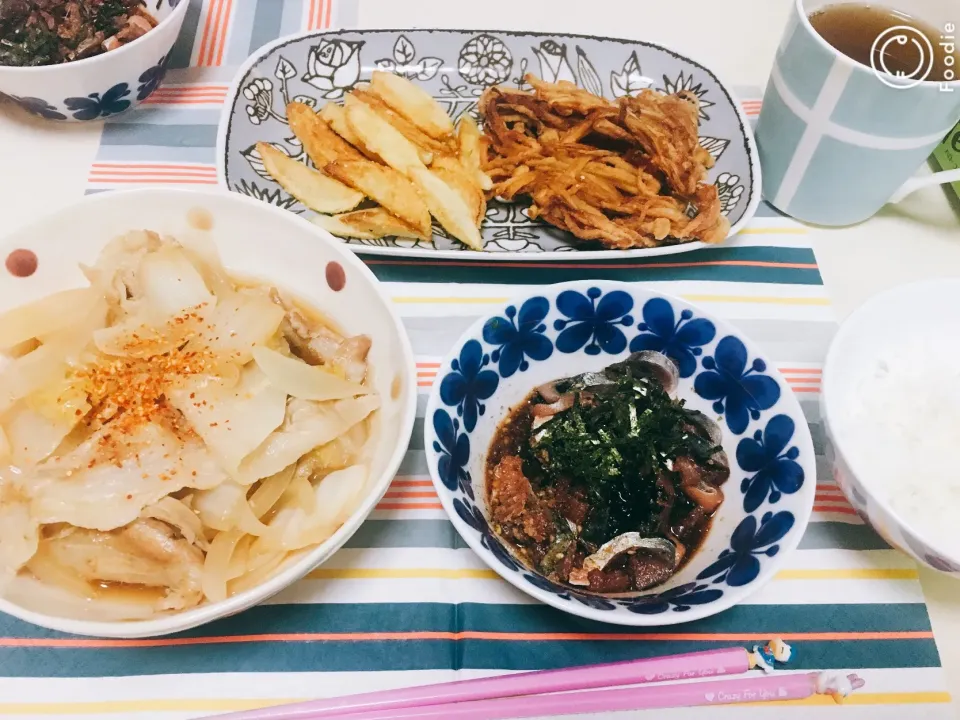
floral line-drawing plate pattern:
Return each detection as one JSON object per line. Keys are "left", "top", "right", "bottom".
{"left": 218, "top": 29, "right": 761, "bottom": 261}
{"left": 424, "top": 282, "right": 814, "bottom": 625}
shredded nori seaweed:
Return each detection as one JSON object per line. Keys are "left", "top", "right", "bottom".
{"left": 0, "top": 0, "right": 146, "bottom": 67}
{"left": 528, "top": 369, "right": 719, "bottom": 545}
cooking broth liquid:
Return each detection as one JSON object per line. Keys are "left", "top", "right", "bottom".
{"left": 808, "top": 4, "right": 957, "bottom": 82}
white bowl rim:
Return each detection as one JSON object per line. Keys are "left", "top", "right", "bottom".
{"left": 215, "top": 27, "right": 762, "bottom": 259}
{"left": 0, "top": 0, "right": 190, "bottom": 75}
{"left": 0, "top": 186, "right": 419, "bottom": 637}
{"left": 424, "top": 279, "right": 815, "bottom": 626}
{"left": 822, "top": 277, "right": 960, "bottom": 566}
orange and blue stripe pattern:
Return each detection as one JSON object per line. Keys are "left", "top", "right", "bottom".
{"left": 305, "top": 0, "right": 336, "bottom": 31}
{"left": 194, "top": 0, "right": 235, "bottom": 67}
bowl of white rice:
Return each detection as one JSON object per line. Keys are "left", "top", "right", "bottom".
{"left": 822, "top": 279, "right": 960, "bottom": 574}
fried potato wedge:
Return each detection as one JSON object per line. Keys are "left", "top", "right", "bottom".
{"left": 350, "top": 87, "right": 448, "bottom": 160}
{"left": 409, "top": 166, "right": 482, "bottom": 250}
{"left": 318, "top": 103, "right": 382, "bottom": 162}
{"left": 278, "top": 84, "right": 485, "bottom": 250}
{"left": 287, "top": 102, "right": 363, "bottom": 167}
{"left": 256, "top": 143, "right": 363, "bottom": 214}
{"left": 431, "top": 156, "right": 486, "bottom": 227}
{"left": 344, "top": 95, "right": 426, "bottom": 176}
{"left": 323, "top": 160, "right": 432, "bottom": 237}
{"left": 456, "top": 115, "right": 493, "bottom": 191}
{"left": 311, "top": 207, "right": 428, "bottom": 241}
{"left": 370, "top": 71, "right": 455, "bottom": 140}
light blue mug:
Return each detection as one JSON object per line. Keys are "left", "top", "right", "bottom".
{"left": 756, "top": 0, "right": 960, "bottom": 225}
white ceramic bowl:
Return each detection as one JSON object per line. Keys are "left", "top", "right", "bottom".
{"left": 0, "top": 0, "right": 189, "bottom": 122}
{"left": 424, "top": 281, "right": 816, "bottom": 625}
{"left": 0, "top": 188, "right": 417, "bottom": 637}
{"left": 822, "top": 279, "right": 960, "bottom": 575}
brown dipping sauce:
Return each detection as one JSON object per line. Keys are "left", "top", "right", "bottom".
{"left": 485, "top": 384, "right": 728, "bottom": 595}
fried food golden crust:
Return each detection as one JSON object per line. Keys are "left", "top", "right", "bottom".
{"left": 431, "top": 155, "right": 487, "bottom": 227}
{"left": 311, "top": 207, "right": 428, "bottom": 241}
{"left": 286, "top": 102, "right": 365, "bottom": 166}
{"left": 322, "top": 159, "right": 432, "bottom": 237}
{"left": 256, "top": 142, "right": 363, "bottom": 214}
{"left": 277, "top": 79, "right": 487, "bottom": 249}
{"left": 479, "top": 75, "right": 729, "bottom": 249}
{"left": 349, "top": 87, "right": 455, "bottom": 158}
{"left": 370, "top": 70, "right": 456, "bottom": 140}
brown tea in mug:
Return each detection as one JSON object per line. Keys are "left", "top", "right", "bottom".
{"left": 808, "top": 4, "right": 957, "bottom": 82}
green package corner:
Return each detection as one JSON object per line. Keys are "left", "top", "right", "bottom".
{"left": 932, "top": 121, "right": 960, "bottom": 203}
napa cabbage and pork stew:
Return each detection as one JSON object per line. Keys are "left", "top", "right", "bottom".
{"left": 0, "top": 231, "right": 379, "bottom": 621}
{"left": 0, "top": 1, "right": 157, "bottom": 66}
{"left": 487, "top": 352, "right": 730, "bottom": 593}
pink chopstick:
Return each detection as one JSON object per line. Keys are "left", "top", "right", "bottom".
{"left": 276, "top": 672, "right": 865, "bottom": 720}
{"left": 208, "top": 647, "right": 754, "bottom": 720}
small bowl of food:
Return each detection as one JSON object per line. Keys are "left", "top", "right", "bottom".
{"left": 0, "top": 0, "right": 189, "bottom": 122}
{"left": 0, "top": 187, "right": 416, "bottom": 637}
{"left": 822, "top": 279, "right": 960, "bottom": 574}
{"left": 425, "top": 281, "right": 815, "bottom": 624}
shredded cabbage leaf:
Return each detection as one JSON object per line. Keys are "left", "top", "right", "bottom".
{"left": 253, "top": 346, "right": 370, "bottom": 401}
{"left": 237, "top": 396, "right": 379, "bottom": 485}
{"left": 170, "top": 364, "right": 288, "bottom": 472}
{"left": 30, "top": 423, "right": 228, "bottom": 531}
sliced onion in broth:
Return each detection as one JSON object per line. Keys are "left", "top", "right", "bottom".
{"left": 252, "top": 346, "right": 370, "bottom": 402}
{"left": 0, "top": 288, "right": 98, "bottom": 350}
{"left": 141, "top": 497, "right": 208, "bottom": 550}
{"left": 249, "top": 465, "right": 295, "bottom": 518}
{"left": 202, "top": 528, "right": 244, "bottom": 603}
{"left": 26, "top": 544, "right": 98, "bottom": 600}
{"left": 226, "top": 534, "right": 254, "bottom": 581}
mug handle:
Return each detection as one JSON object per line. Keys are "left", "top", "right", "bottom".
{"left": 889, "top": 169, "right": 960, "bottom": 204}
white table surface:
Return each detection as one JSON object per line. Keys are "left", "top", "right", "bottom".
{"left": 1, "top": 0, "right": 958, "bottom": 714}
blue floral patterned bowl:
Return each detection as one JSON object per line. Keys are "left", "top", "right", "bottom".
{"left": 0, "top": 0, "right": 188, "bottom": 122}
{"left": 424, "top": 281, "right": 816, "bottom": 625}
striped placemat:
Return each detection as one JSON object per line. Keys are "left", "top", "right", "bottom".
{"left": 0, "top": 2, "right": 951, "bottom": 718}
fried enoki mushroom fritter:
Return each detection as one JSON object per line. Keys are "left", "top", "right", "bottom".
{"left": 479, "top": 75, "right": 730, "bottom": 249}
